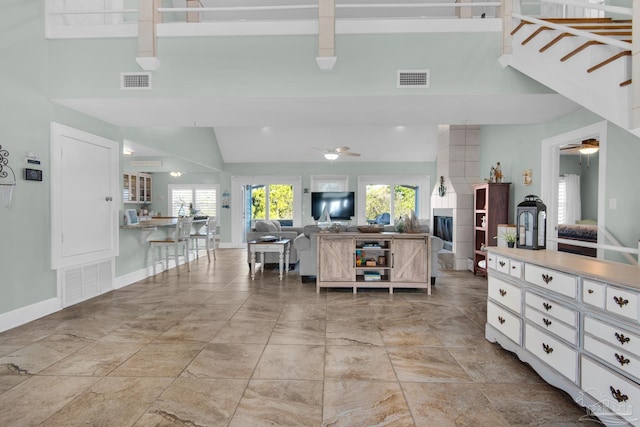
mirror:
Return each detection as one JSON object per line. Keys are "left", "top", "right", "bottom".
{"left": 540, "top": 121, "right": 606, "bottom": 257}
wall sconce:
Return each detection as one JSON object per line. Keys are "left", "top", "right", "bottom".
{"left": 0, "top": 145, "right": 16, "bottom": 208}
{"left": 169, "top": 171, "right": 182, "bottom": 177}
{"left": 438, "top": 176, "right": 446, "bottom": 197}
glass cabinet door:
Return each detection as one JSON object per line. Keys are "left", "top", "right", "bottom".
{"left": 123, "top": 174, "right": 130, "bottom": 202}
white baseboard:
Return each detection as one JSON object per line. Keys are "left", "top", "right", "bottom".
{"left": 0, "top": 298, "right": 62, "bottom": 334}
{"left": 0, "top": 251, "right": 209, "bottom": 333}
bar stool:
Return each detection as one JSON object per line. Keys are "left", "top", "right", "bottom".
{"left": 191, "top": 215, "right": 217, "bottom": 262}
{"left": 149, "top": 216, "right": 193, "bottom": 275}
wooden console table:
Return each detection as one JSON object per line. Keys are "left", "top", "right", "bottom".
{"left": 316, "top": 232, "right": 431, "bottom": 294}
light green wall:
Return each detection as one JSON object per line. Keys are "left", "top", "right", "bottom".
{"left": 482, "top": 109, "right": 640, "bottom": 262}
{"left": 48, "top": 33, "right": 553, "bottom": 99}
{"left": 0, "top": 0, "right": 122, "bottom": 314}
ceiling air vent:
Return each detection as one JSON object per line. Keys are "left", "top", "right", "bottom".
{"left": 397, "top": 70, "right": 430, "bottom": 89}
{"left": 121, "top": 72, "right": 151, "bottom": 90}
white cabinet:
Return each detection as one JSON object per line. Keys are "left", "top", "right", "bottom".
{"left": 123, "top": 172, "right": 152, "bottom": 204}
{"left": 316, "top": 233, "right": 430, "bottom": 294}
{"left": 486, "top": 248, "right": 640, "bottom": 426}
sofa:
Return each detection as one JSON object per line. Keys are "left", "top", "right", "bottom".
{"left": 293, "top": 224, "right": 444, "bottom": 284}
{"left": 245, "top": 220, "right": 303, "bottom": 268}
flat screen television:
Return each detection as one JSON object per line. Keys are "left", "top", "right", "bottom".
{"left": 311, "top": 191, "right": 355, "bottom": 220}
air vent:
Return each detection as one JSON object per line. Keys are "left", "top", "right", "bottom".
{"left": 121, "top": 72, "right": 151, "bottom": 90}
{"left": 397, "top": 70, "right": 430, "bottom": 88}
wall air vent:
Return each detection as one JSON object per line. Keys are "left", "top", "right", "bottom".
{"left": 121, "top": 72, "right": 151, "bottom": 90}
{"left": 397, "top": 70, "right": 430, "bottom": 88}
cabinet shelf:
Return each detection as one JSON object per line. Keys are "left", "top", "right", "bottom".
{"left": 317, "top": 233, "right": 431, "bottom": 294}
{"left": 473, "top": 183, "right": 509, "bottom": 276}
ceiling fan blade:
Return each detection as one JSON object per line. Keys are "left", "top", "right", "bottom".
{"left": 341, "top": 151, "right": 361, "bottom": 156}
{"left": 335, "top": 147, "right": 351, "bottom": 153}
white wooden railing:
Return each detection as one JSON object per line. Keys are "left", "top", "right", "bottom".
{"left": 45, "top": 0, "right": 502, "bottom": 39}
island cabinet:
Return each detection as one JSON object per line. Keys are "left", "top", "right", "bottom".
{"left": 485, "top": 247, "right": 640, "bottom": 426}
{"left": 316, "top": 232, "right": 431, "bottom": 294}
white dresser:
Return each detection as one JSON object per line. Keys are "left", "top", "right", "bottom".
{"left": 486, "top": 248, "right": 640, "bottom": 426}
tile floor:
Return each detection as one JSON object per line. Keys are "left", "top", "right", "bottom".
{"left": 0, "top": 249, "right": 602, "bottom": 426}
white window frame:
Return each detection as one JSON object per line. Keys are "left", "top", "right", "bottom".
{"left": 356, "top": 175, "right": 430, "bottom": 225}
{"left": 168, "top": 184, "right": 220, "bottom": 217}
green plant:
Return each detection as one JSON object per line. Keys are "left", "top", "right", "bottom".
{"left": 495, "top": 231, "right": 517, "bottom": 243}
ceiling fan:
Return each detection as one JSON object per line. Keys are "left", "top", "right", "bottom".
{"left": 560, "top": 138, "right": 599, "bottom": 168}
{"left": 314, "top": 146, "right": 361, "bottom": 160}
{"left": 559, "top": 138, "right": 599, "bottom": 155}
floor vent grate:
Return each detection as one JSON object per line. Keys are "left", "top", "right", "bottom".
{"left": 121, "top": 72, "right": 151, "bottom": 90}
{"left": 397, "top": 70, "right": 430, "bottom": 88}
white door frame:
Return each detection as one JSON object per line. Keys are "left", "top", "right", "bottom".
{"left": 540, "top": 121, "right": 607, "bottom": 255}
{"left": 230, "top": 175, "right": 302, "bottom": 248}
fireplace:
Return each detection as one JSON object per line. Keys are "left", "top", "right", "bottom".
{"left": 433, "top": 215, "right": 453, "bottom": 251}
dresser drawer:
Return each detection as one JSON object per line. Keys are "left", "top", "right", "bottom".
{"left": 584, "top": 335, "right": 640, "bottom": 382}
{"left": 488, "top": 277, "right": 522, "bottom": 314}
{"left": 487, "top": 300, "right": 521, "bottom": 345}
{"left": 496, "top": 256, "right": 510, "bottom": 274}
{"left": 525, "top": 323, "right": 577, "bottom": 383}
{"left": 606, "top": 286, "right": 639, "bottom": 321}
{"left": 584, "top": 317, "right": 640, "bottom": 357}
{"left": 525, "top": 292, "right": 577, "bottom": 327}
{"left": 509, "top": 260, "right": 523, "bottom": 279}
{"left": 525, "top": 306, "right": 577, "bottom": 345}
{"left": 486, "top": 252, "right": 497, "bottom": 270}
{"left": 581, "top": 356, "right": 640, "bottom": 425}
{"left": 525, "top": 264, "right": 577, "bottom": 299}
{"left": 583, "top": 279, "right": 606, "bottom": 309}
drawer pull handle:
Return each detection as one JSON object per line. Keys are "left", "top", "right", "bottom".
{"left": 499, "top": 289, "right": 507, "bottom": 297}
{"left": 587, "top": 289, "right": 594, "bottom": 294}
{"left": 498, "top": 316, "right": 505, "bottom": 325}
{"left": 499, "top": 261, "right": 506, "bottom": 267}
{"left": 512, "top": 265, "right": 516, "bottom": 269}
{"left": 610, "top": 386, "right": 629, "bottom": 403}
{"left": 614, "top": 296, "right": 630, "bottom": 307}
{"left": 542, "top": 302, "right": 552, "bottom": 311}
{"left": 615, "top": 332, "right": 631, "bottom": 345}
{"left": 542, "top": 274, "right": 553, "bottom": 284}
{"left": 543, "top": 318, "right": 552, "bottom": 327}
{"left": 542, "top": 343, "right": 553, "bottom": 354}
{"left": 615, "top": 353, "right": 631, "bottom": 366}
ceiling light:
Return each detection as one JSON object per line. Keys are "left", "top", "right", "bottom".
{"left": 324, "top": 153, "right": 339, "bottom": 160}
{"left": 122, "top": 148, "right": 133, "bottom": 156}
{"left": 169, "top": 171, "right": 182, "bottom": 177}
{"left": 578, "top": 146, "right": 599, "bottom": 155}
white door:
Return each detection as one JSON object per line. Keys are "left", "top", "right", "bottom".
{"left": 51, "top": 123, "right": 119, "bottom": 269}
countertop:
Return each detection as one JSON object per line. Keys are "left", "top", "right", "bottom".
{"left": 487, "top": 247, "right": 640, "bottom": 289}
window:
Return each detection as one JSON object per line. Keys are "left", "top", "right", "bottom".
{"left": 357, "top": 175, "right": 430, "bottom": 225}
{"left": 169, "top": 184, "right": 219, "bottom": 217}
{"left": 249, "top": 184, "right": 294, "bottom": 223}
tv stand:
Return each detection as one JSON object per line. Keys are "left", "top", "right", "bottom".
{"left": 316, "top": 232, "right": 431, "bottom": 294}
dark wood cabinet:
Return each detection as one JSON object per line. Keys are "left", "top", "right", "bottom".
{"left": 473, "top": 183, "right": 510, "bottom": 276}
